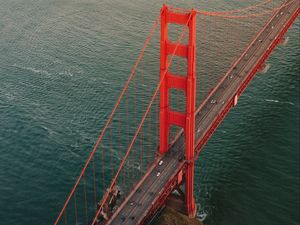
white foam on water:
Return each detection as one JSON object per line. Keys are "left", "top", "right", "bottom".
{"left": 265, "top": 99, "right": 279, "bottom": 103}
{"left": 58, "top": 71, "right": 73, "bottom": 76}
{"left": 41, "top": 125, "right": 56, "bottom": 136}
{"left": 283, "top": 101, "right": 295, "bottom": 106}
{"left": 264, "top": 99, "right": 296, "bottom": 106}
{"left": 197, "top": 209, "right": 208, "bottom": 222}
{"left": 13, "top": 63, "right": 52, "bottom": 76}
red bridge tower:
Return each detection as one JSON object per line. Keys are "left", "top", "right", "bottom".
{"left": 159, "top": 5, "right": 197, "bottom": 217}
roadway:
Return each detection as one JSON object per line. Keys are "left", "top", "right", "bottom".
{"left": 108, "top": 1, "right": 299, "bottom": 224}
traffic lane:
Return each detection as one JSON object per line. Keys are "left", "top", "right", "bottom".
{"left": 110, "top": 152, "right": 181, "bottom": 224}
{"left": 110, "top": 156, "right": 173, "bottom": 224}
{"left": 121, "top": 157, "right": 179, "bottom": 224}
{"left": 122, "top": 158, "right": 180, "bottom": 225}
{"left": 135, "top": 159, "right": 180, "bottom": 225}
{"left": 114, "top": 141, "right": 184, "bottom": 223}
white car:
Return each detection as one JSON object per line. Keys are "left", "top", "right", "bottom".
{"left": 158, "top": 160, "right": 163, "bottom": 166}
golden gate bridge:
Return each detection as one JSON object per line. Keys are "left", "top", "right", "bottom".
{"left": 54, "top": 0, "right": 300, "bottom": 224}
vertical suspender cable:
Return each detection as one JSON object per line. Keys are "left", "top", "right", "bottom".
{"left": 92, "top": 157, "right": 97, "bottom": 207}
{"left": 74, "top": 191, "right": 78, "bottom": 225}
{"left": 83, "top": 173, "right": 88, "bottom": 224}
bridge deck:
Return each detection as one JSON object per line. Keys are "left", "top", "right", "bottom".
{"left": 109, "top": 1, "right": 299, "bottom": 224}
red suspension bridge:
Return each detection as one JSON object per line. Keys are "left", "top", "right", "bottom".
{"left": 54, "top": 1, "right": 300, "bottom": 224}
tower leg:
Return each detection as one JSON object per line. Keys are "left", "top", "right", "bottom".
{"left": 186, "top": 161, "right": 196, "bottom": 217}
{"left": 185, "top": 9, "right": 197, "bottom": 218}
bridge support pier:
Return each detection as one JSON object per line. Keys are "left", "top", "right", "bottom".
{"left": 159, "top": 5, "right": 197, "bottom": 218}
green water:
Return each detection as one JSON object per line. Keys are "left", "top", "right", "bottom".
{"left": 0, "top": 1, "right": 299, "bottom": 224}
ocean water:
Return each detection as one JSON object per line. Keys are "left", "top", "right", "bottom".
{"left": 0, "top": 1, "right": 299, "bottom": 225}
